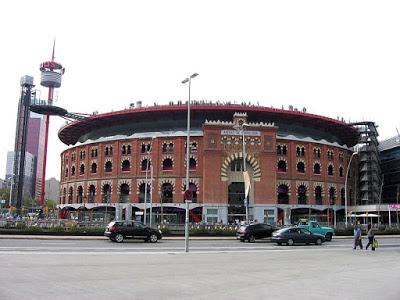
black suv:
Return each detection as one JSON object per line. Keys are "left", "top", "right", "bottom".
{"left": 236, "top": 223, "right": 277, "bottom": 242}
{"left": 104, "top": 221, "right": 162, "bottom": 243}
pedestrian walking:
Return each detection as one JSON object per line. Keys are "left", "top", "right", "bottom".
{"left": 365, "top": 223, "right": 375, "bottom": 251}
{"left": 353, "top": 223, "right": 363, "bottom": 250}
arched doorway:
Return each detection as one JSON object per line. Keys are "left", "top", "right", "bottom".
{"left": 102, "top": 184, "right": 111, "bottom": 203}
{"left": 226, "top": 157, "right": 255, "bottom": 223}
{"left": 315, "top": 186, "right": 322, "bottom": 205}
{"left": 161, "top": 183, "right": 173, "bottom": 203}
{"left": 119, "top": 183, "right": 130, "bottom": 203}
{"left": 277, "top": 184, "right": 289, "bottom": 204}
{"left": 77, "top": 186, "right": 83, "bottom": 204}
{"left": 298, "top": 185, "right": 307, "bottom": 204}
{"left": 88, "top": 185, "right": 96, "bottom": 203}
{"left": 138, "top": 183, "right": 150, "bottom": 203}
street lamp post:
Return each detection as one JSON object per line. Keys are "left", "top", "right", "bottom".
{"left": 182, "top": 73, "right": 198, "bottom": 252}
{"left": 233, "top": 123, "right": 249, "bottom": 224}
{"left": 345, "top": 152, "right": 358, "bottom": 228}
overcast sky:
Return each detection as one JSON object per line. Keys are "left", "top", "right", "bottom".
{"left": 1, "top": 0, "right": 400, "bottom": 181}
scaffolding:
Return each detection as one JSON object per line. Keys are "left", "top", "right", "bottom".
{"left": 351, "top": 121, "right": 382, "bottom": 205}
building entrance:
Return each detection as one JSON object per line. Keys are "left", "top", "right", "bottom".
{"left": 228, "top": 182, "right": 246, "bottom": 223}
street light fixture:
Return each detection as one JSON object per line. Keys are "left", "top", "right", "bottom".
{"left": 345, "top": 151, "right": 358, "bottom": 228}
{"left": 233, "top": 122, "right": 250, "bottom": 224}
{"left": 182, "top": 72, "right": 198, "bottom": 252}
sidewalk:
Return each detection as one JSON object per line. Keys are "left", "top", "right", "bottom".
{"left": 1, "top": 234, "right": 399, "bottom": 240}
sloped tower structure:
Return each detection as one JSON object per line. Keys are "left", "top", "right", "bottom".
{"left": 353, "top": 121, "right": 382, "bottom": 204}
{"left": 11, "top": 76, "right": 35, "bottom": 209}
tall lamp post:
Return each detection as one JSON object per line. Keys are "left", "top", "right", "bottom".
{"left": 345, "top": 151, "right": 358, "bottom": 228}
{"left": 233, "top": 122, "right": 249, "bottom": 224}
{"left": 182, "top": 72, "right": 198, "bottom": 253}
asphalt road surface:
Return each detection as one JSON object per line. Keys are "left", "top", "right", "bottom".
{"left": 1, "top": 237, "right": 399, "bottom": 300}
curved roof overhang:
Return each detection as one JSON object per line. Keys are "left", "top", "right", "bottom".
{"left": 58, "top": 104, "right": 359, "bottom": 146}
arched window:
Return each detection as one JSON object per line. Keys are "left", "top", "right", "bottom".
{"left": 329, "top": 187, "right": 336, "bottom": 205}
{"left": 141, "top": 159, "right": 150, "bottom": 171}
{"left": 102, "top": 184, "right": 111, "bottom": 203}
{"left": 105, "top": 161, "right": 112, "bottom": 173}
{"left": 315, "top": 186, "right": 322, "bottom": 205}
{"left": 88, "top": 185, "right": 96, "bottom": 203}
{"left": 191, "top": 142, "right": 197, "bottom": 152}
{"left": 277, "top": 160, "right": 287, "bottom": 172}
{"left": 189, "top": 158, "right": 197, "bottom": 170}
{"left": 91, "top": 163, "right": 97, "bottom": 174}
{"left": 121, "top": 145, "right": 126, "bottom": 155}
{"left": 77, "top": 186, "right": 83, "bottom": 204}
{"left": 121, "top": 160, "right": 131, "bottom": 171}
{"left": 127, "top": 145, "right": 131, "bottom": 154}
{"left": 141, "top": 144, "right": 146, "bottom": 153}
{"left": 71, "top": 166, "right": 76, "bottom": 176}
{"left": 230, "top": 158, "right": 244, "bottom": 172}
{"left": 282, "top": 145, "right": 287, "bottom": 155}
{"left": 328, "top": 165, "right": 334, "bottom": 176}
{"left": 161, "top": 183, "right": 174, "bottom": 203}
{"left": 296, "top": 147, "right": 301, "bottom": 157}
{"left": 277, "top": 184, "right": 289, "bottom": 204}
{"left": 313, "top": 163, "right": 321, "bottom": 174}
{"left": 68, "top": 187, "right": 73, "bottom": 204}
{"left": 298, "top": 185, "right": 307, "bottom": 204}
{"left": 277, "top": 145, "right": 282, "bottom": 155}
{"left": 341, "top": 188, "right": 345, "bottom": 205}
{"left": 119, "top": 184, "right": 130, "bottom": 203}
{"left": 138, "top": 183, "right": 150, "bottom": 203}
{"left": 162, "top": 158, "right": 173, "bottom": 170}
{"left": 339, "top": 166, "right": 344, "bottom": 177}
{"left": 297, "top": 161, "right": 305, "bottom": 173}
{"left": 62, "top": 188, "right": 66, "bottom": 204}
{"left": 65, "top": 168, "right": 68, "bottom": 177}
{"left": 79, "top": 164, "right": 85, "bottom": 175}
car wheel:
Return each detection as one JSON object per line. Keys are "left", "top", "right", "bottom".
{"left": 248, "top": 235, "right": 256, "bottom": 243}
{"left": 325, "top": 233, "right": 333, "bottom": 241}
{"left": 114, "top": 233, "right": 124, "bottom": 243}
{"left": 149, "top": 234, "right": 158, "bottom": 243}
{"left": 287, "top": 238, "right": 294, "bottom": 246}
{"left": 315, "top": 238, "right": 322, "bottom": 245}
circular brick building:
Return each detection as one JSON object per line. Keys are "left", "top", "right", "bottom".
{"left": 58, "top": 102, "right": 359, "bottom": 225}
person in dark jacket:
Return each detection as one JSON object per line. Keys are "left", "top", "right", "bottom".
{"left": 365, "top": 223, "right": 375, "bottom": 251}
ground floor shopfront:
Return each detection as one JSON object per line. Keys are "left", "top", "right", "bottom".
{"left": 57, "top": 203, "right": 359, "bottom": 227}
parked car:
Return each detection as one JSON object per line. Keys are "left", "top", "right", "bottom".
{"left": 236, "top": 223, "right": 277, "bottom": 242}
{"left": 296, "top": 219, "right": 334, "bottom": 241}
{"left": 104, "top": 221, "right": 162, "bottom": 243}
{"left": 271, "top": 227, "right": 325, "bottom": 246}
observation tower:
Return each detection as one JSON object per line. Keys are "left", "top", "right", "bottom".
{"left": 38, "top": 42, "right": 65, "bottom": 207}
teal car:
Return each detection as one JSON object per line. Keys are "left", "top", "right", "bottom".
{"left": 296, "top": 220, "right": 334, "bottom": 241}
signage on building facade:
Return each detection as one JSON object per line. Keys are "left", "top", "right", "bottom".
{"left": 221, "top": 130, "right": 260, "bottom": 136}
{"left": 389, "top": 204, "right": 400, "bottom": 209}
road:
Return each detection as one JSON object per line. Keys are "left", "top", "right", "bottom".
{"left": 1, "top": 237, "right": 399, "bottom": 300}
{"left": 1, "top": 236, "right": 400, "bottom": 253}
